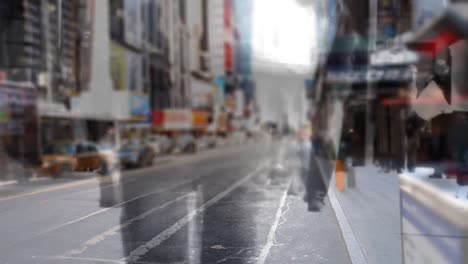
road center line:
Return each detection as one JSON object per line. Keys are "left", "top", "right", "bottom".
{"left": 51, "top": 255, "right": 184, "bottom": 264}
{"left": 50, "top": 256, "right": 124, "bottom": 264}
{"left": 122, "top": 166, "right": 263, "bottom": 263}
{"left": 256, "top": 179, "right": 291, "bottom": 264}
{"left": 66, "top": 193, "right": 190, "bottom": 257}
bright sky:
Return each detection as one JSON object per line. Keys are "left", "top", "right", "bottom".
{"left": 252, "top": 0, "right": 317, "bottom": 71}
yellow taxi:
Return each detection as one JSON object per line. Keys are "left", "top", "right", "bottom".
{"left": 38, "top": 141, "right": 112, "bottom": 178}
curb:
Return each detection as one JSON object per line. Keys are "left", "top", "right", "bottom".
{"left": 313, "top": 156, "right": 368, "bottom": 264}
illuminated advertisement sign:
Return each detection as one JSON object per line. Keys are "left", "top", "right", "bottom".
{"left": 216, "top": 76, "right": 225, "bottom": 105}
{"left": 151, "top": 109, "right": 209, "bottom": 130}
{"left": 191, "top": 79, "right": 215, "bottom": 109}
{"left": 157, "top": 109, "right": 192, "bottom": 130}
{"left": 192, "top": 110, "right": 209, "bottom": 128}
{"left": 326, "top": 66, "right": 413, "bottom": 84}
{"left": 130, "top": 95, "right": 150, "bottom": 120}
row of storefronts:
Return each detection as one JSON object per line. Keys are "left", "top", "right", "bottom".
{"left": 309, "top": 1, "right": 468, "bottom": 262}
{"left": 310, "top": 0, "right": 468, "bottom": 171}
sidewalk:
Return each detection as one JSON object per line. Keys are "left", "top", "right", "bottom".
{"left": 334, "top": 165, "right": 402, "bottom": 264}
{"left": 314, "top": 157, "right": 402, "bottom": 264}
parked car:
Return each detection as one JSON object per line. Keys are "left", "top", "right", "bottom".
{"left": 37, "top": 141, "right": 112, "bottom": 178}
{"left": 173, "top": 134, "right": 197, "bottom": 153}
{"left": 119, "top": 140, "right": 156, "bottom": 169}
{"left": 145, "top": 138, "right": 161, "bottom": 156}
{"left": 147, "top": 135, "right": 173, "bottom": 154}
{"left": 197, "top": 135, "right": 217, "bottom": 150}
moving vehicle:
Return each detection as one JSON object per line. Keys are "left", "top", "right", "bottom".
{"left": 147, "top": 135, "right": 173, "bottom": 154}
{"left": 38, "top": 141, "right": 112, "bottom": 178}
{"left": 196, "top": 135, "right": 217, "bottom": 150}
{"left": 173, "top": 133, "right": 197, "bottom": 153}
{"left": 119, "top": 140, "right": 156, "bottom": 169}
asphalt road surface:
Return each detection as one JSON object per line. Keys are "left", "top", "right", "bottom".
{"left": 0, "top": 142, "right": 351, "bottom": 264}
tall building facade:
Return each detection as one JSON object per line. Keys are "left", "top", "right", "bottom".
{"left": 232, "top": 0, "right": 254, "bottom": 104}
{"left": 185, "top": 0, "right": 215, "bottom": 112}
{"left": 207, "top": 0, "right": 226, "bottom": 112}
{"left": 0, "top": 0, "right": 45, "bottom": 83}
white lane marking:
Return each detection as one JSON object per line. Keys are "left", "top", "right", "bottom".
{"left": 256, "top": 179, "right": 291, "bottom": 264}
{"left": 37, "top": 178, "right": 197, "bottom": 236}
{"left": 50, "top": 256, "right": 124, "bottom": 264}
{"left": 122, "top": 167, "right": 263, "bottom": 263}
{"left": 328, "top": 187, "right": 368, "bottom": 264}
{"left": 66, "top": 193, "right": 190, "bottom": 256}
{"left": 51, "top": 255, "right": 184, "bottom": 264}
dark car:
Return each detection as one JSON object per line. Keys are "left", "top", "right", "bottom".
{"left": 173, "top": 134, "right": 197, "bottom": 153}
{"left": 119, "top": 140, "right": 156, "bottom": 169}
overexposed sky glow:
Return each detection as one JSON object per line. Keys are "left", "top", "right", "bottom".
{"left": 252, "top": 0, "right": 317, "bottom": 70}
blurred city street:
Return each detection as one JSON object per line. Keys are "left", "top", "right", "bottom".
{"left": 2, "top": 0, "right": 468, "bottom": 262}
{"left": 0, "top": 142, "right": 351, "bottom": 264}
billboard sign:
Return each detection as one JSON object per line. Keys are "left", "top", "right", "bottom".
{"left": 162, "top": 109, "right": 192, "bottom": 130}
{"left": 152, "top": 111, "right": 164, "bottom": 127}
{"left": 152, "top": 109, "right": 210, "bottom": 130}
{"left": 130, "top": 95, "right": 150, "bottom": 120}
{"left": 325, "top": 65, "right": 413, "bottom": 84}
{"left": 192, "top": 79, "right": 215, "bottom": 109}
{"left": 216, "top": 76, "right": 225, "bottom": 105}
{"left": 192, "top": 110, "right": 209, "bottom": 128}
